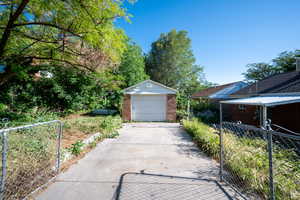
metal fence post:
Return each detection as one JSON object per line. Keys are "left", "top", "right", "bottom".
{"left": 0, "top": 131, "right": 8, "bottom": 200}
{"left": 56, "top": 121, "right": 63, "bottom": 173}
{"left": 187, "top": 98, "right": 190, "bottom": 120}
{"left": 266, "top": 122, "right": 275, "bottom": 200}
{"left": 219, "top": 104, "right": 224, "bottom": 182}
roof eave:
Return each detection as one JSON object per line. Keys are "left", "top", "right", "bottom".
{"left": 123, "top": 80, "right": 177, "bottom": 94}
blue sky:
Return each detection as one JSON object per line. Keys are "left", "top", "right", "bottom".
{"left": 117, "top": 0, "right": 300, "bottom": 84}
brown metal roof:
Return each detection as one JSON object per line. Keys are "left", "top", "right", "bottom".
{"left": 233, "top": 71, "right": 300, "bottom": 96}
{"left": 192, "top": 82, "right": 239, "bottom": 98}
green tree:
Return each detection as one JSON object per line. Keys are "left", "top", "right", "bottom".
{"left": 272, "top": 50, "right": 299, "bottom": 72}
{"left": 243, "top": 50, "right": 300, "bottom": 82}
{"left": 0, "top": 66, "right": 125, "bottom": 117}
{"left": 145, "top": 29, "right": 205, "bottom": 95}
{"left": 118, "top": 40, "right": 149, "bottom": 87}
{"left": 243, "top": 63, "right": 279, "bottom": 82}
{"left": 0, "top": 0, "right": 131, "bottom": 85}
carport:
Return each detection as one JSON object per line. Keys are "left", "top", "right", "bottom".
{"left": 220, "top": 95, "right": 300, "bottom": 129}
{"left": 219, "top": 95, "right": 300, "bottom": 199}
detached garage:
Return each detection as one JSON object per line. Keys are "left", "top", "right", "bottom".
{"left": 122, "top": 80, "right": 177, "bottom": 121}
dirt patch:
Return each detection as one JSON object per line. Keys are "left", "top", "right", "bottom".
{"left": 62, "top": 129, "right": 90, "bottom": 148}
{"left": 60, "top": 114, "right": 105, "bottom": 148}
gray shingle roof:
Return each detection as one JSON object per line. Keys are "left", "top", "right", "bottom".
{"left": 233, "top": 71, "right": 300, "bottom": 95}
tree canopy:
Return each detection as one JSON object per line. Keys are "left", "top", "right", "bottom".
{"left": 145, "top": 29, "right": 205, "bottom": 96}
{"left": 118, "top": 40, "right": 149, "bottom": 87}
{"left": 242, "top": 63, "right": 279, "bottom": 82}
{"left": 243, "top": 50, "right": 300, "bottom": 82}
{"left": 0, "top": 0, "right": 130, "bottom": 85}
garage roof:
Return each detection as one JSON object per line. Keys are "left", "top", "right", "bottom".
{"left": 220, "top": 96, "right": 300, "bottom": 107}
{"left": 123, "top": 80, "right": 177, "bottom": 95}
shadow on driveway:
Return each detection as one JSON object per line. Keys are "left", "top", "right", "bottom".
{"left": 113, "top": 172, "right": 246, "bottom": 200}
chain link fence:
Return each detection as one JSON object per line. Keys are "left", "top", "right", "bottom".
{"left": 0, "top": 120, "right": 62, "bottom": 200}
{"left": 219, "top": 121, "right": 300, "bottom": 200}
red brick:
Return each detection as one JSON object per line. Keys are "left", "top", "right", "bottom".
{"left": 166, "top": 94, "right": 176, "bottom": 121}
{"left": 122, "top": 94, "right": 131, "bottom": 121}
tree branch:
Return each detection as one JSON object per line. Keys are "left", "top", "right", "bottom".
{"left": 13, "top": 22, "right": 84, "bottom": 38}
{"left": 23, "top": 56, "right": 95, "bottom": 72}
{"left": 13, "top": 29, "right": 60, "bottom": 44}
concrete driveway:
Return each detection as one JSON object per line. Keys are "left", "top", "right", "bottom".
{"left": 35, "top": 123, "right": 242, "bottom": 200}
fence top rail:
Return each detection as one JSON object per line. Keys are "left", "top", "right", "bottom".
{"left": 0, "top": 120, "right": 62, "bottom": 134}
{"left": 222, "top": 121, "right": 264, "bottom": 132}
{"left": 268, "top": 129, "right": 300, "bottom": 140}
{"left": 270, "top": 124, "right": 300, "bottom": 136}
{"left": 222, "top": 121, "right": 300, "bottom": 140}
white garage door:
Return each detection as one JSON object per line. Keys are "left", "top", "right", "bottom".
{"left": 131, "top": 95, "right": 166, "bottom": 121}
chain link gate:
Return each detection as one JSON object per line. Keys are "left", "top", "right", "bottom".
{"left": 0, "top": 120, "right": 63, "bottom": 200}
{"left": 219, "top": 121, "right": 300, "bottom": 200}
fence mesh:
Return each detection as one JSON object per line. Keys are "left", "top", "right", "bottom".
{"left": 0, "top": 122, "right": 61, "bottom": 200}
{"left": 220, "top": 121, "right": 300, "bottom": 200}
{"left": 270, "top": 130, "right": 300, "bottom": 199}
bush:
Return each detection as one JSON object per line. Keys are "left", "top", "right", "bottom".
{"left": 0, "top": 108, "right": 59, "bottom": 128}
{"left": 0, "top": 66, "right": 125, "bottom": 118}
{"left": 176, "top": 109, "right": 189, "bottom": 121}
{"left": 191, "top": 99, "right": 219, "bottom": 123}
{"left": 183, "top": 119, "right": 300, "bottom": 199}
{"left": 68, "top": 140, "right": 84, "bottom": 156}
{"left": 183, "top": 118, "right": 219, "bottom": 158}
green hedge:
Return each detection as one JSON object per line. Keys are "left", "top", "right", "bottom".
{"left": 183, "top": 118, "right": 300, "bottom": 200}
{"left": 183, "top": 118, "right": 219, "bottom": 158}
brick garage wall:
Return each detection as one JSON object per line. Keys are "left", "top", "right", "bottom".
{"left": 122, "top": 94, "right": 131, "bottom": 121}
{"left": 166, "top": 94, "right": 176, "bottom": 121}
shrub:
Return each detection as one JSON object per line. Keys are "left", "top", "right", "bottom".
{"left": 68, "top": 140, "right": 84, "bottom": 156}
{"left": 176, "top": 109, "right": 189, "bottom": 121}
{"left": 0, "top": 66, "right": 125, "bottom": 118}
{"left": 183, "top": 118, "right": 219, "bottom": 158}
{"left": 191, "top": 99, "right": 219, "bottom": 123}
{"left": 0, "top": 108, "right": 59, "bottom": 128}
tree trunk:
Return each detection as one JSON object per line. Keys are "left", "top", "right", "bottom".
{"left": 0, "top": 0, "right": 30, "bottom": 58}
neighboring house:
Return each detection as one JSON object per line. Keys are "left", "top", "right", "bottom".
{"left": 192, "top": 81, "right": 248, "bottom": 101}
{"left": 192, "top": 82, "right": 248, "bottom": 119}
{"left": 122, "top": 80, "right": 177, "bottom": 122}
{"left": 226, "top": 57, "right": 300, "bottom": 132}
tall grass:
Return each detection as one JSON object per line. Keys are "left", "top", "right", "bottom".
{"left": 183, "top": 118, "right": 300, "bottom": 200}
{"left": 1, "top": 125, "right": 57, "bottom": 199}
